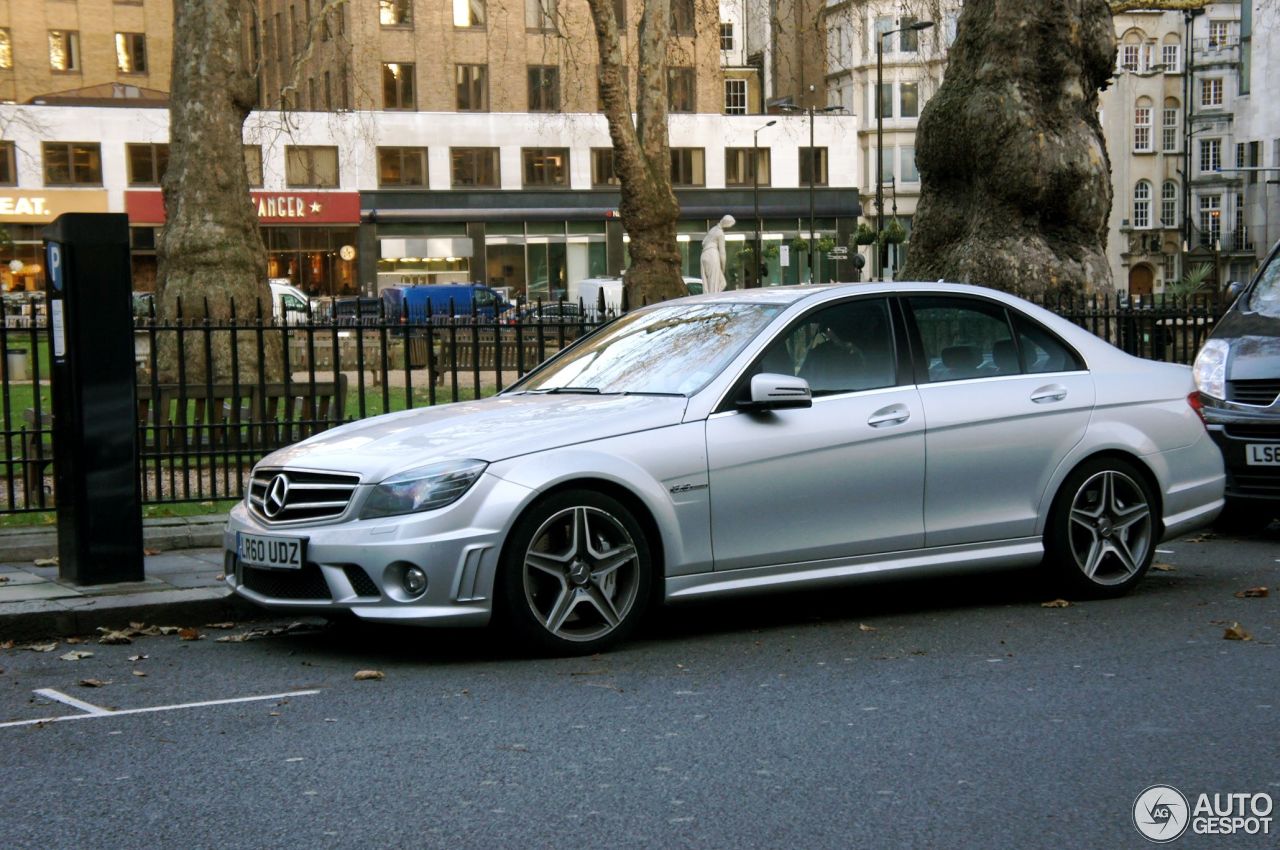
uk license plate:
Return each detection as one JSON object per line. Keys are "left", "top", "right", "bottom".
{"left": 1246, "top": 444, "right": 1280, "bottom": 466}
{"left": 237, "top": 532, "right": 306, "bottom": 569}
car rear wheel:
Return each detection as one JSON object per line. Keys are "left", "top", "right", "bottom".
{"left": 1045, "top": 458, "right": 1156, "bottom": 598}
{"left": 499, "top": 490, "right": 652, "bottom": 655}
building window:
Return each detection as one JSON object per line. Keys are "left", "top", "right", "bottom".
{"left": 1120, "top": 43, "right": 1139, "bottom": 72}
{"left": 899, "top": 15, "right": 922, "bottom": 52}
{"left": 800, "top": 147, "right": 829, "bottom": 186}
{"left": 1199, "top": 194, "right": 1221, "bottom": 245}
{"left": 879, "top": 146, "right": 896, "bottom": 183}
{"left": 1161, "top": 42, "right": 1180, "bottom": 73}
{"left": 115, "top": 32, "right": 147, "bottom": 73}
{"left": 1200, "top": 77, "right": 1223, "bottom": 107}
{"left": 526, "top": 0, "right": 556, "bottom": 32}
{"left": 671, "top": 0, "right": 694, "bottom": 36}
{"left": 378, "top": 147, "right": 427, "bottom": 187}
{"left": 720, "top": 22, "right": 734, "bottom": 51}
{"left": 126, "top": 143, "right": 169, "bottom": 186}
{"left": 43, "top": 142, "right": 102, "bottom": 186}
{"left": 724, "top": 147, "right": 770, "bottom": 187}
{"left": 1133, "top": 181, "right": 1151, "bottom": 229}
{"left": 1200, "top": 138, "right": 1221, "bottom": 173}
{"left": 0, "top": 28, "right": 12, "bottom": 70}
{"left": 876, "top": 82, "right": 892, "bottom": 118}
{"left": 872, "top": 15, "right": 892, "bottom": 52}
{"left": 1162, "top": 103, "right": 1179, "bottom": 152}
{"left": 901, "top": 146, "right": 918, "bottom": 182}
{"left": 724, "top": 78, "right": 747, "bottom": 115}
{"left": 1133, "top": 103, "right": 1152, "bottom": 152}
{"left": 900, "top": 82, "right": 919, "bottom": 118}
{"left": 285, "top": 145, "right": 340, "bottom": 188}
{"left": 522, "top": 148, "right": 569, "bottom": 188}
{"left": 1207, "top": 20, "right": 1229, "bottom": 48}
{"left": 244, "top": 146, "right": 264, "bottom": 187}
{"left": 382, "top": 62, "right": 415, "bottom": 110}
{"left": 1234, "top": 193, "right": 1249, "bottom": 250}
{"left": 451, "top": 147, "right": 499, "bottom": 187}
{"left": 0, "top": 142, "right": 15, "bottom": 186}
{"left": 528, "top": 65, "right": 560, "bottom": 112}
{"left": 1161, "top": 181, "right": 1178, "bottom": 227}
{"left": 670, "top": 148, "right": 705, "bottom": 187}
{"left": 380, "top": 0, "right": 412, "bottom": 26}
{"left": 668, "top": 67, "right": 695, "bottom": 112}
{"left": 456, "top": 64, "right": 488, "bottom": 112}
{"left": 453, "top": 0, "right": 485, "bottom": 27}
{"left": 49, "top": 30, "right": 80, "bottom": 71}
{"left": 591, "top": 148, "right": 619, "bottom": 186}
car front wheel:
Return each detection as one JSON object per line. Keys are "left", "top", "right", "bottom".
{"left": 499, "top": 490, "right": 653, "bottom": 654}
{"left": 1045, "top": 458, "right": 1156, "bottom": 598}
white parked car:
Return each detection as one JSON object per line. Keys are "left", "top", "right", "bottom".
{"left": 225, "top": 282, "right": 1225, "bottom": 653}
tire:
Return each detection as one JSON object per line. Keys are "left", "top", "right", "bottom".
{"left": 498, "top": 489, "right": 653, "bottom": 655}
{"left": 1044, "top": 457, "right": 1157, "bottom": 598}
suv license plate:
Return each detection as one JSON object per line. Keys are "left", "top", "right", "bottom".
{"left": 237, "top": 533, "right": 306, "bottom": 570}
{"left": 1246, "top": 444, "right": 1280, "bottom": 466}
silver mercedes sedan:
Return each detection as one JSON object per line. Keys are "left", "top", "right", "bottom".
{"left": 224, "top": 282, "right": 1225, "bottom": 653}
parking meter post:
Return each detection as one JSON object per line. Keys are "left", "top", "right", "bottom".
{"left": 42, "top": 213, "right": 144, "bottom": 585}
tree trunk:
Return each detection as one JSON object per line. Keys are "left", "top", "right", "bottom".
{"left": 587, "top": 0, "right": 686, "bottom": 307}
{"left": 901, "top": 0, "right": 1117, "bottom": 298}
{"left": 157, "top": 0, "right": 282, "bottom": 383}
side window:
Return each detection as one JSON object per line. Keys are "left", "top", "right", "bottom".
{"left": 282, "top": 295, "right": 307, "bottom": 312}
{"left": 1013, "top": 314, "right": 1085, "bottom": 373}
{"left": 756, "top": 299, "right": 896, "bottom": 396}
{"left": 906, "top": 296, "right": 1016, "bottom": 382}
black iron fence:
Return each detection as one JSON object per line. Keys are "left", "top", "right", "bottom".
{"left": 0, "top": 290, "right": 1228, "bottom": 515}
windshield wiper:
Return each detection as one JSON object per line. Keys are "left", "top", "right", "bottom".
{"left": 531, "top": 386, "right": 602, "bottom": 394}
{"left": 619, "top": 391, "right": 685, "bottom": 397}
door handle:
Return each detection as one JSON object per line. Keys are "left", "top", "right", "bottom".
{"left": 868, "top": 404, "right": 910, "bottom": 427}
{"left": 1031, "top": 384, "right": 1068, "bottom": 404}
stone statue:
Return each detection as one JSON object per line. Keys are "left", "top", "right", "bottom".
{"left": 700, "top": 215, "right": 735, "bottom": 294}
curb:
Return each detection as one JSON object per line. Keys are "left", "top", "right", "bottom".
{"left": 0, "top": 515, "right": 227, "bottom": 563}
{"left": 1, "top": 588, "right": 266, "bottom": 643}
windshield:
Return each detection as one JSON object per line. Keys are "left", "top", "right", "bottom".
{"left": 515, "top": 302, "right": 784, "bottom": 396}
{"left": 1248, "top": 252, "right": 1280, "bottom": 317}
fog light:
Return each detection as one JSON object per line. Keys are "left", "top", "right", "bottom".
{"left": 403, "top": 566, "right": 428, "bottom": 596}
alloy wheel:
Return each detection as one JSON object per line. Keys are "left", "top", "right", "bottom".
{"left": 1066, "top": 469, "right": 1153, "bottom": 586}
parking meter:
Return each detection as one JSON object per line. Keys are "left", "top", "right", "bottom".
{"left": 42, "top": 213, "right": 144, "bottom": 585}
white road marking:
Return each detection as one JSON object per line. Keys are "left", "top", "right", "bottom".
{"left": 0, "top": 689, "right": 320, "bottom": 729}
{"left": 33, "top": 688, "right": 110, "bottom": 716}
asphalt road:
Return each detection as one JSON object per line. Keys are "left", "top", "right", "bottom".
{"left": 2, "top": 527, "right": 1277, "bottom": 850}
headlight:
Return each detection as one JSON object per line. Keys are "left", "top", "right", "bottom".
{"left": 360, "top": 459, "right": 488, "bottom": 519}
{"left": 1192, "top": 338, "right": 1230, "bottom": 401}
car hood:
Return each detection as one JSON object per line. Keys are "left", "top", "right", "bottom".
{"left": 1212, "top": 307, "right": 1280, "bottom": 381}
{"left": 258, "top": 393, "right": 690, "bottom": 482}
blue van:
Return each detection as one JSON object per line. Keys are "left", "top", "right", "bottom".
{"left": 381, "top": 283, "right": 512, "bottom": 323}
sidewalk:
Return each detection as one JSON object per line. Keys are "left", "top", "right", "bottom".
{"left": 0, "top": 515, "right": 261, "bottom": 642}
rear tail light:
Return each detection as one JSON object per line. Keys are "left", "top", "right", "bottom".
{"left": 1187, "top": 392, "right": 1207, "bottom": 428}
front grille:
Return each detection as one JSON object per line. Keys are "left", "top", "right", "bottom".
{"left": 239, "top": 560, "right": 333, "bottom": 600}
{"left": 342, "top": 565, "right": 381, "bottom": 598}
{"left": 249, "top": 468, "right": 360, "bottom": 524}
{"left": 1229, "top": 379, "right": 1280, "bottom": 407}
{"left": 1225, "top": 424, "right": 1280, "bottom": 441}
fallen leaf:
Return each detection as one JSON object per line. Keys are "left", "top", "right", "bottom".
{"left": 78, "top": 678, "right": 110, "bottom": 688}
{"left": 1223, "top": 622, "right": 1253, "bottom": 641}
{"left": 143, "top": 548, "right": 161, "bottom": 556}
{"left": 0, "top": 575, "right": 9, "bottom": 583}
{"left": 59, "top": 650, "right": 94, "bottom": 661}
{"left": 204, "top": 622, "right": 236, "bottom": 630}
{"left": 28, "top": 642, "right": 58, "bottom": 653}
{"left": 1041, "top": 599, "right": 1072, "bottom": 608}
{"left": 66, "top": 637, "right": 85, "bottom": 645}
{"left": 1234, "top": 587, "right": 1269, "bottom": 599}
{"left": 157, "top": 626, "right": 181, "bottom": 636}
{"left": 97, "top": 629, "right": 133, "bottom": 645}
{"left": 127, "top": 654, "right": 149, "bottom": 662}
{"left": 0, "top": 640, "right": 13, "bottom": 650}
{"left": 214, "top": 573, "right": 226, "bottom": 581}
{"left": 1151, "top": 562, "right": 1176, "bottom": 572}
{"left": 132, "top": 670, "right": 147, "bottom": 678}
{"left": 33, "top": 557, "right": 58, "bottom": 567}
{"left": 177, "top": 628, "right": 201, "bottom": 641}
{"left": 269, "top": 711, "right": 281, "bottom": 717}
{"left": 215, "top": 634, "right": 250, "bottom": 643}
{"left": 354, "top": 669, "right": 385, "bottom": 681}
{"left": 858, "top": 623, "right": 877, "bottom": 632}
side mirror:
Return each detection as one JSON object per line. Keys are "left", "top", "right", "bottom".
{"left": 1226, "top": 281, "right": 1245, "bottom": 302}
{"left": 739, "top": 373, "right": 812, "bottom": 411}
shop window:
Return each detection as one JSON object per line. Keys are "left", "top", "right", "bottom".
{"left": 454, "top": 0, "right": 485, "bottom": 27}
{"left": 724, "top": 148, "right": 770, "bottom": 187}
{"left": 285, "top": 145, "right": 339, "bottom": 188}
{"left": 451, "top": 147, "right": 500, "bottom": 188}
{"left": 244, "top": 145, "right": 264, "bottom": 187}
{"left": 43, "top": 142, "right": 102, "bottom": 186}
{"left": 49, "top": 30, "right": 80, "bottom": 72}
{"left": 671, "top": 0, "right": 694, "bottom": 36}
{"left": 800, "top": 147, "right": 828, "bottom": 186}
{"left": 378, "top": 147, "right": 428, "bottom": 187}
{"left": 522, "top": 148, "right": 569, "bottom": 188}
{"left": 591, "top": 148, "right": 619, "bottom": 187}
{"left": 668, "top": 67, "right": 695, "bottom": 112}
{"left": 380, "top": 0, "right": 412, "bottom": 26}
{"left": 457, "top": 64, "right": 488, "bottom": 111}
{"left": 0, "top": 142, "right": 15, "bottom": 186}
{"left": 127, "top": 143, "right": 169, "bottom": 186}
{"left": 670, "top": 148, "right": 705, "bottom": 187}
{"left": 382, "top": 62, "right": 415, "bottom": 110}
{"left": 528, "top": 66, "right": 560, "bottom": 112}
{"left": 115, "top": 32, "right": 147, "bottom": 73}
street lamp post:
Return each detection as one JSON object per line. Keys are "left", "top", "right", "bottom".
{"left": 876, "top": 19, "right": 933, "bottom": 281}
{"left": 783, "top": 86, "right": 843, "bottom": 283}
{"left": 753, "top": 119, "right": 776, "bottom": 287}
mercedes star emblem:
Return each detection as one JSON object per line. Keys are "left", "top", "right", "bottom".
{"left": 263, "top": 473, "right": 290, "bottom": 518}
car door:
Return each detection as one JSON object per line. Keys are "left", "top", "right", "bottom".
{"left": 902, "top": 295, "right": 1095, "bottom": 548}
{"left": 705, "top": 297, "right": 926, "bottom": 571}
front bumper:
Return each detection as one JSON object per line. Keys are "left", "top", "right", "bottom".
{"left": 1201, "top": 401, "right": 1280, "bottom": 503}
{"left": 223, "top": 472, "right": 534, "bottom": 627}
